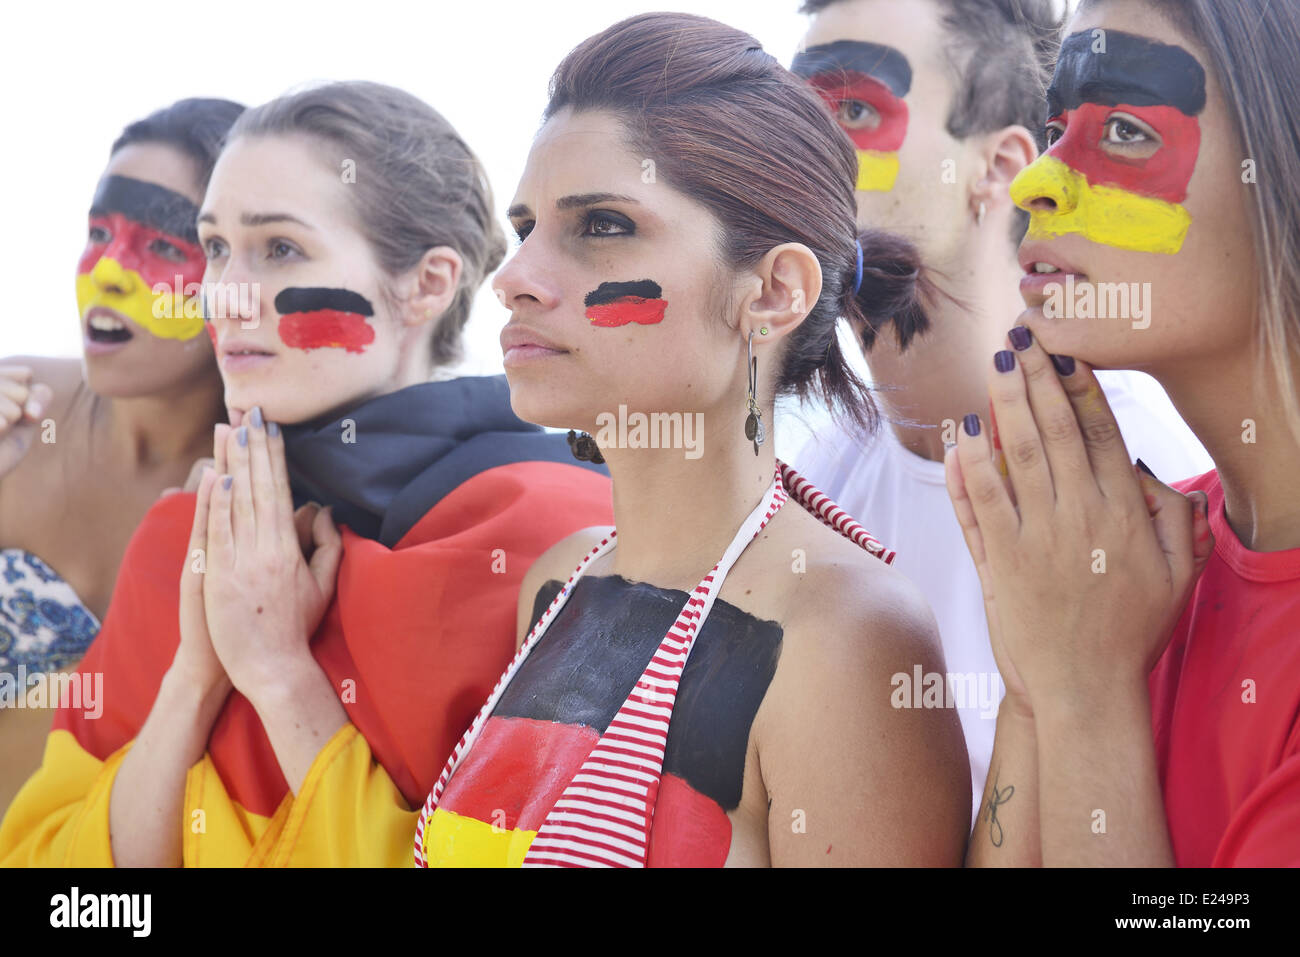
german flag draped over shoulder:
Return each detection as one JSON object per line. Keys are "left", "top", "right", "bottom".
{"left": 0, "top": 376, "right": 612, "bottom": 867}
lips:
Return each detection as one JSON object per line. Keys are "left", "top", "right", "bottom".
{"left": 84, "top": 307, "right": 134, "bottom": 344}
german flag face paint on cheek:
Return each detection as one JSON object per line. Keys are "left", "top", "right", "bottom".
{"left": 792, "top": 41, "right": 912, "bottom": 192}
{"left": 274, "top": 287, "right": 376, "bottom": 353}
{"left": 583, "top": 280, "right": 667, "bottom": 327}
{"left": 1010, "top": 30, "right": 1207, "bottom": 254}
{"left": 75, "top": 176, "right": 207, "bottom": 341}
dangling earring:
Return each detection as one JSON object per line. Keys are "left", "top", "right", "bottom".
{"left": 744, "top": 330, "right": 765, "bottom": 456}
{"left": 976, "top": 201, "right": 987, "bottom": 227}
{"left": 567, "top": 429, "right": 605, "bottom": 464}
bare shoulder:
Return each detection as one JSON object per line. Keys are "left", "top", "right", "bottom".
{"left": 777, "top": 504, "right": 941, "bottom": 672}
{"left": 514, "top": 524, "right": 616, "bottom": 649}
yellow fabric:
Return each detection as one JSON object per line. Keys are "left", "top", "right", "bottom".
{"left": 423, "top": 807, "right": 536, "bottom": 867}
{"left": 1, "top": 723, "right": 416, "bottom": 867}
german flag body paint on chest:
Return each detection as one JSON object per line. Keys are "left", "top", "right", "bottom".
{"left": 76, "top": 176, "right": 206, "bottom": 340}
{"left": 1011, "top": 30, "right": 1207, "bottom": 254}
{"left": 424, "top": 575, "right": 783, "bottom": 867}
{"left": 583, "top": 279, "right": 667, "bottom": 328}
{"left": 274, "top": 287, "right": 376, "bottom": 353}
{"left": 791, "top": 40, "right": 912, "bottom": 192}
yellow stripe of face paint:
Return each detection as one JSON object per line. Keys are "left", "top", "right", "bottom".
{"left": 76, "top": 260, "right": 205, "bottom": 341}
{"left": 423, "top": 807, "right": 535, "bottom": 867}
{"left": 855, "top": 150, "right": 900, "bottom": 192}
{"left": 1010, "top": 155, "right": 1192, "bottom": 255}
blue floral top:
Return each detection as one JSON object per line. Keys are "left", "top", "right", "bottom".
{"left": 0, "top": 549, "right": 100, "bottom": 676}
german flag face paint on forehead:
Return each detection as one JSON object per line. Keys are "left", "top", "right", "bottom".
{"left": 791, "top": 40, "right": 912, "bottom": 192}
{"left": 1011, "top": 30, "right": 1207, "bottom": 255}
{"left": 75, "top": 175, "right": 207, "bottom": 342}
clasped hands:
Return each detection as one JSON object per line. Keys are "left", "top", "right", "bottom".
{"left": 173, "top": 406, "right": 342, "bottom": 707}
{"left": 944, "top": 328, "right": 1214, "bottom": 720}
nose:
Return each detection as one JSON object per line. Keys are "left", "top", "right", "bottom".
{"left": 492, "top": 236, "right": 562, "bottom": 316}
{"left": 1009, "top": 155, "right": 1079, "bottom": 217}
{"left": 202, "top": 258, "right": 263, "bottom": 329}
{"left": 90, "top": 254, "right": 136, "bottom": 296}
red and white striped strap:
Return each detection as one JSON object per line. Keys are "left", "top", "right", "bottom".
{"left": 779, "top": 460, "right": 896, "bottom": 564}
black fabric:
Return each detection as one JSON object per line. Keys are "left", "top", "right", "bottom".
{"left": 509, "top": 575, "right": 784, "bottom": 811}
{"left": 280, "top": 375, "right": 607, "bottom": 546}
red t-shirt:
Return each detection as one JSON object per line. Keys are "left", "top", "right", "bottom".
{"left": 1151, "top": 469, "right": 1300, "bottom": 866}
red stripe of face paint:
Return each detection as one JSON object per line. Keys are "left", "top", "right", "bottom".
{"left": 1049, "top": 102, "right": 1200, "bottom": 203}
{"left": 77, "top": 213, "right": 206, "bottom": 289}
{"left": 584, "top": 296, "right": 668, "bottom": 328}
{"left": 205, "top": 323, "right": 218, "bottom": 349}
{"left": 277, "top": 309, "right": 376, "bottom": 353}
{"left": 807, "top": 72, "right": 908, "bottom": 153}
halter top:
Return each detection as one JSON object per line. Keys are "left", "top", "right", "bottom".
{"left": 414, "top": 461, "right": 894, "bottom": 867}
{"left": 0, "top": 549, "right": 101, "bottom": 677}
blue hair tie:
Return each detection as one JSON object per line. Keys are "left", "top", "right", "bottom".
{"left": 853, "top": 238, "right": 864, "bottom": 295}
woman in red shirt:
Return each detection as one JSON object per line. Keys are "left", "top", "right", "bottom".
{"left": 947, "top": 0, "right": 1300, "bottom": 866}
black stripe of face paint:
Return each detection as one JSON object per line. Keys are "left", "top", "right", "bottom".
{"left": 273, "top": 286, "right": 375, "bottom": 316}
{"left": 1048, "top": 30, "right": 1207, "bottom": 117}
{"left": 89, "top": 175, "right": 201, "bottom": 245}
{"left": 790, "top": 40, "right": 912, "bottom": 98}
{"left": 583, "top": 279, "right": 662, "bottom": 307}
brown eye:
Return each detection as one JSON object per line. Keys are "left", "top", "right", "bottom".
{"left": 836, "top": 99, "right": 880, "bottom": 131}
{"left": 1045, "top": 123, "right": 1065, "bottom": 147}
{"left": 1101, "top": 113, "right": 1161, "bottom": 159}
{"left": 89, "top": 224, "right": 111, "bottom": 244}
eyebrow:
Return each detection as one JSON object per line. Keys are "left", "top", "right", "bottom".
{"left": 506, "top": 192, "right": 641, "bottom": 219}
{"left": 196, "top": 211, "right": 316, "bottom": 229}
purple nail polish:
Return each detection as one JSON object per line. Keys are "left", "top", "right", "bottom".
{"left": 1008, "top": 326, "right": 1032, "bottom": 351}
{"left": 237, "top": 426, "right": 248, "bottom": 448}
{"left": 250, "top": 406, "right": 264, "bottom": 429}
{"left": 963, "top": 413, "right": 981, "bottom": 437}
{"left": 267, "top": 421, "right": 280, "bottom": 438}
{"left": 1051, "top": 354, "right": 1076, "bottom": 376}
{"left": 222, "top": 475, "right": 233, "bottom": 490}
{"left": 994, "top": 350, "right": 1016, "bottom": 373}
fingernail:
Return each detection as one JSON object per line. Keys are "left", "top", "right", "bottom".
{"left": 963, "top": 413, "right": 981, "bottom": 437}
{"left": 1135, "top": 458, "right": 1158, "bottom": 480}
{"left": 221, "top": 475, "right": 233, "bottom": 490}
{"left": 1194, "top": 492, "right": 1210, "bottom": 521}
{"left": 250, "top": 406, "right": 264, "bottom": 429}
{"left": 994, "top": 350, "right": 1016, "bottom": 373}
{"left": 267, "top": 421, "right": 280, "bottom": 438}
{"left": 1050, "top": 354, "right": 1076, "bottom": 376}
{"left": 1008, "top": 326, "right": 1032, "bottom": 351}
{"left": 24, "top": 400, "right": 43, "bottom": 418}
{"left": 237, "top": 426, "right": 248, "bottom": 448}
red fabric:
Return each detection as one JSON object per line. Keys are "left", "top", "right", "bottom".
{"left": 1152, "top": 469, "right": 1300, "bottom": 866}
{"left": 55, "top": 460, "right": 612, "bottom": 817}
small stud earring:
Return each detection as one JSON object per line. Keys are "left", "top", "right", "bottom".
{"left": 759, "top": 326, "right": 769, "bottom": 336}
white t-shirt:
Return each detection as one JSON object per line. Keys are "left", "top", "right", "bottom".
{"left": 791, "top": 369, "right": 1212, "bottom": 826}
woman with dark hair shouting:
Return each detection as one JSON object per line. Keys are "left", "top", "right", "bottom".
{"left": 415, "top": 13, "right": 971, "bottom": 868}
